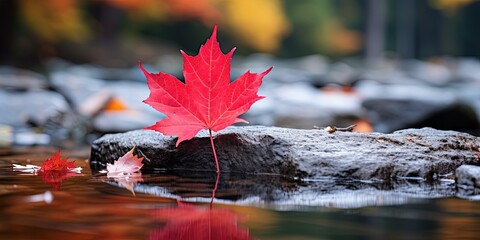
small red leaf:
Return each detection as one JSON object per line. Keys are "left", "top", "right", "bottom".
{"left": 37, "top": 150, "right": 80, "bottom": 189}
{"left": 39, "top": 150, "right": 76, "bottom": 173}
{"left": 106, "top": 147, "right": 144, "bottom": 175}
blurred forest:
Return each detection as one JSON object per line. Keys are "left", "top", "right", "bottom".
{"left": 1, "top": 0, "right": 480, "bottom": 68}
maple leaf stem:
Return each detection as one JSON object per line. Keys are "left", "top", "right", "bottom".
{"left": 210, "top": 171, "right": 220, "bottom": 209}
{"left": 209, "top": 129, "right": 220, "bottom": 173}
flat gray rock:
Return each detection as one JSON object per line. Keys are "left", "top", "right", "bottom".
{"left": 90, "top": 126, "right": 480, "bottom": 181}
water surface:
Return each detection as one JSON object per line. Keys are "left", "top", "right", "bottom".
{"left": 1, "top": 148, "right": 479, "bottom": 239}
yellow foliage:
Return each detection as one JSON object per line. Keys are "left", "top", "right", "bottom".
{"left": 101, "top": 0, "right": 167, "bottom": 21}
{"left": 19, "top": 0, "right": 90, "bottom": 42}
{"left": 102, "top": 0, "right": 219, "bottom": 24}
{"left": 221, "top": 0, "right": 290, "bottom": 53}
{"left": 429, "top": 0, "right": 476, "bottom": 15}
{"left": 18, "top": 0, "right": 289, "bottom": 53}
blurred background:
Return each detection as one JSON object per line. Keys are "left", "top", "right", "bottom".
{"left": 1, "top": 0, "right": 479, "bottom": 147}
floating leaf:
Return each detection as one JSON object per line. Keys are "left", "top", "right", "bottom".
{"left": 39, "top": 150, "right": 77, "bottom": 173}
{"left": 13, "top": 150, "right": 81, "bottom": 190}
{"left": 105, "top": 147, "right": 144, "bottom": 176}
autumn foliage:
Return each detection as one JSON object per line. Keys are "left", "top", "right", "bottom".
{"left": 141, "top": 26, "right": 271, "bottom": 172}
{"left": 141, "top": 26, "right": 271, "bottom": 145}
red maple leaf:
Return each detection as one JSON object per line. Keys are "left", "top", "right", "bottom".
{"left": 39, "top": 150, "right": 76, "bottom": 173}
{"left": 140, "top": 25, "right": 271, "bottom": 172}
{"left": 38, "top": 150, "right": 79, "bottom": 189}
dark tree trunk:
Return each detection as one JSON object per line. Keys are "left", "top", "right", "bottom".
{"left": 365, "top": 0, "right": 386, "bottom": 62}
{"left": 0, "top": 0, "right": 17, "bottom": 65}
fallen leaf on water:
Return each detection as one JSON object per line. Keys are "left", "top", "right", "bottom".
{"left": 12, "top": 150, "right": 82, "bottom": 190}
{"left": 40, "top": 150, "right": 80, "bottom": 173}
{"left": 103, "top": 146, "right": 144, "bottom": 176}
{"left": 100, "top": 147, "right": 144, "bottom": 196}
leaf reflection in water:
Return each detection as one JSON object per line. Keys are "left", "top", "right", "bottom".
{"left": 149, "top": 173, "right": 253, "bottom": 240}
{"left": 107, "top": 172, "right": 144, "bottom": 196}
{"left": 41, "top": 170, "right": 79, "bottom": 190}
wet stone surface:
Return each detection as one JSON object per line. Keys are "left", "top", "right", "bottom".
{"left": 456, "top": 165, "right": 480, "bottom": 199}
{"left": 90, "top": 126, "right": 480, "bottom": 180}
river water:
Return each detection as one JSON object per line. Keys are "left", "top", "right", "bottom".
{"left": 1, "top": 148, "right": 479, "bottom": 240}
